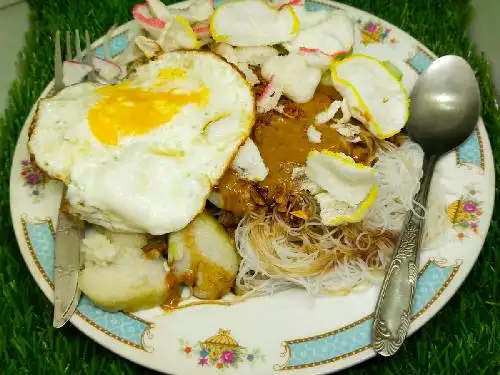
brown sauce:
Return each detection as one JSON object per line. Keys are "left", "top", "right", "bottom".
{"left": 142, "top": 238, "right": 168, "bottom": 259}
{"left": 162, "top": 272, "right": 182, "bottom": 311}
{"left": 161, "top": 219, "right": 237, "bottom": 311}
{"left": 217, "top": 85, "right": 374, "bottom": 216}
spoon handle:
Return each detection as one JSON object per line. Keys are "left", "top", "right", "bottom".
{"left": 372, "top": 154, "right": 438, "bottom": 356}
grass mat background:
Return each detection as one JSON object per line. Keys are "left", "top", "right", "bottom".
{"left": 0, "top": 0, "right": 499, "bottom": 374}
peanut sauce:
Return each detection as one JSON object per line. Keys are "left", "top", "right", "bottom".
{"left": 217, "top": 85, "right": 373, "bottom": 215}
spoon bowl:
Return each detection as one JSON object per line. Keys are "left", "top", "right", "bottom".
{"left": 407, "top": 55, "right": 481, "bottom": 156}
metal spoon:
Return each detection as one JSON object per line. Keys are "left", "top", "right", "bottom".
{"left": 372, "top": 55, "right": 480, "bottom": 356}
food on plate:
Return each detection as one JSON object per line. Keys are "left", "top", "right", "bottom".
{"left": 32, "top": 0, "right": 449, "bottom": 311}
{"left": 213, "top": 43, "right": 262, "bottom": 85}
{"left": 331, "top": 54, "right": 409, "bottom": 139}
{"left": 134, "top": 35, "right": 162, "bottom": 58}
{"left": 29, "top": 50, "right": 255, "bottom": 235}
{"left": 303, "top": 150, "right": 378, "bottom": 226}
{"left": 132, "top": 2, "right": 167, "bottom": 38}
{"left": 160, "top": 0, "right": 214, "bottom": 23}
{"left": 62, "top": 57, "right": 123, "bottom": 87}
{"left": 62, "top": 61, "right": 93, "bottom": 86}
{"left": 78, "top": 228, "right": 168, "bottom": 311}
{"left": 307, "top": 125, "right": 322, "bottom": 143}
{"left": 210, "top": 0, "right": 299, "bottom": 46}
{"left": 285, "top": 9, "right": 354, "bottom": 69}
{"left": 231, "top": 138, "right": 269, "bottom": 182}
{"left": 233, "top": 46, "right": 279, "bottom": 66}
{"left": 260, "top": 54, "right": 322, "bottom": 103}
{"left": 168, "top": 212, "right": 239, "bottom": 300}
{"left": 216, "top": 83, "right": 377, "bottom": 217}
{"left": 157, "top": 15, "right": 202, "bottom": 51}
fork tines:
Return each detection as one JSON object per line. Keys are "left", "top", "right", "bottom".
{"left": 53, "top": 30, "right": 64, "bottom": 93}
{"left": 53, "top": 29, "right": 91, "bottom": 94}
{"left": 84, "top": 30, "right": 96, "bottom": 81}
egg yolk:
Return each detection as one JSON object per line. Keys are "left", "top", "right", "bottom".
{"left": 88, "top": 81, "right": 209, "bottom": 146}
{"left": 158, "top": 67, "right": 187, "bottom": 80}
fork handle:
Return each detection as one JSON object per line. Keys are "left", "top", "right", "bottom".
{"left": 372, "top": 154, "right": 438, "bottom": 356}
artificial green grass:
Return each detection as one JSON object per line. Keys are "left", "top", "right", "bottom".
{"left": 0, "top": 0, "right": 498, "bottom": 374}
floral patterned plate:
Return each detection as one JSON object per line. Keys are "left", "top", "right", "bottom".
{"left": 9, "top": 0, "right": 495, "bottom": 374}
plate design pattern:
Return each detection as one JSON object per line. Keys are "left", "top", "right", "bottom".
{"left": 94, "top": 32, "right": 130, "bottom": 58}
{"left": 304, "top": 0, "right": 338, "bottom": 11}
{"left": 447, "top": 185, "right": 484, "bottom": 240}
{"left": 22, "top": 217, "right": 153, "bottom": 350}
{"left": 405, "top": 45, "right": 434, "bottom": 74}
{"left": 355, "top": 18, "right": 397, "bottom": 45}
{"left": 456, "top": 128, "right": 485, "bottom": 170}
{"left": 20, "top": 159, "right": 47, "bottom": 201}
{"left": 180, "top": 329, "right": 265, "bottom": 370}
{"left": 275, "top": 259, "right": 461, "bottom": 370}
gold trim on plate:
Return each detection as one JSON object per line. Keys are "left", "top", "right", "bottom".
{"left": 21, "top": 216, "right": 154, "bottom": 351}
{"left": 455, "top": 127, "right": 485, "bottom": 170}
{"left": 276, "top": 259, "right": 461, "bottom": 371}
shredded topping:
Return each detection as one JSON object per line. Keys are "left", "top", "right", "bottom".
{"left": 257, "top": 75, "right": 283, "bottom": 113}
{"left": 232, "top": 138, "right": 269, "bottom": 181}
{"left": 307, "top": 125, "right": 322, "bottom": 143}
{"left": 315, "top": 99, "right": 341, "bottom": 124}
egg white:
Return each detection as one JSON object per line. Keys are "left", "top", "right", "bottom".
{"left": 29, "top": 51, "right": 255, "bottom": 234}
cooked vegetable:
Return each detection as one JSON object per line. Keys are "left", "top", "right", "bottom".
{"left": 168, "top": 212, "right": 239, "bottom": 300}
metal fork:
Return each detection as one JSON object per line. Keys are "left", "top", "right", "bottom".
{"left": 53, "top": 29, "right": 96, "bottom": 94}
{"left": 52, "top": 29, "right": 95, "bottom": 327}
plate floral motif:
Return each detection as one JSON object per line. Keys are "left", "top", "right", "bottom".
{"left": 355, "top": 18, "right": 397, "bottom": 45}
{"left": 447, "top": 185, "right": 484, "bottom": 240}
{"left": 180, "top": 329, "right": 265, "bottom": 370}
{"left": 20, "top": 159, "right": 46, "bottom": 201}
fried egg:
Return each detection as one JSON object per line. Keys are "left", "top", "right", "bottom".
{"left": 29, "top": 51, "right": 255, "bottom": 234}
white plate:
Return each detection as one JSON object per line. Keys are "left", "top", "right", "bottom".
{"left": 9, "top": 1, "right": 495, "bottom": 374}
